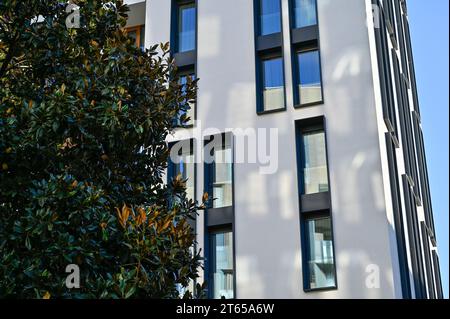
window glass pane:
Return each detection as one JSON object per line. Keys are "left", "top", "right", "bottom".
{"left": 178, "top": 4, "right": 196, "bottom": 52}
{"left": 210, "top": 231, "right": 234, "bottom": 299}
{"left": 173, "top": 148, "right": 195, "bottom": 201}
{"left": 298, "top": 50, "right": 322, "bottom": 105}
{"left": 178, "top": 74, "right": 195, "bottom": 126}
{"left": 262, "top": 57, "right": 285, "bottom": 111}
{"left": 294, "top": 0, "right": 317, "bottom": 28}
{"left": 302, "top": 129, "right": 328, "bottom": 194}
{"left": 260, "top": 0, "right": 281, "bottom": 35}
{"left": 213, "top": 144, "right": 233, "bottom": 208}
{"left": 139, "top": 25, "right": 145, "bottom": 50}
{"left": 306, "top": 217, "right": 336, "bottom": 289}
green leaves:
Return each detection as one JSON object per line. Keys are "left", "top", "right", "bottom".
{"left": 0, "top": 0, "right": 201, "bottom": 299}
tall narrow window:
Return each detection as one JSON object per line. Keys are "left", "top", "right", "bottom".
{"left": 177, "top": 3, "right": 196, "bottom": 52}
{"left": 213, "top": 142, "right": 233, "bottom": 208}
{"left": 305, "top": 216, "right": 336, "bottom": 289}
{"left": 259, "top": 0, "right": 282, "bottom": 36}
{"left": 205, "top": 133, "right": 235, "bottom": 298}
{"left": 301, "top": 128, "right": 328, "bottom": 194}
{"left": 296, "top": 118, "right": 337, "bottom": 292}
{"left": 210, "top": 230, "right": 234, "bottom": 299}
{"left": 261, "top": 56, "right": 285, "bottom": 111}
{"left": 293, "top": 0, "right": 317, "bottom": 29}
{"left": 296, "top": 49, "right": 323, "bottom": 106}
{"left": 178, "top": 72, "right": 195, "bottom": 126}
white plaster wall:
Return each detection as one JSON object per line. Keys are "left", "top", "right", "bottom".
{"left": 143, "top": 0, "right": 401, "bottom": 298}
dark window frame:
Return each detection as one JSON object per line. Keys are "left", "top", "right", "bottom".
{"left": 289, "top": 0, "right": 319, "bottom": 31}
{"left": 257, "top": 51, "right": 288, "bottom": 115}
{"left": 295, "top": 116, "right": 338, "bottom": 292}
{"left": 171, "top": 0, "right": 197, "bottom": 68}
{"left": 385, "top": 133, "right": 411, "bottom": 298}
{"left": 203, "top": 133, "right": 236, "bottom": 299}
{"left": 420, "top": 221, "right": 436, "bottom": 299}
{"left": 174, "top": 68, "right": 197, "bottom": 128}
{"left": 402, "top": 175, "right": 427, "bottom": 299}
{"left": 432, "top": 250, "right": 444, "bottom": 299}
{"left": 167, "top": 139, "right": 197, "bottom": 230}
{"left": 373, "top": 1, "right": 399, "bottom": 144}
{"left": 255, "top": 0, "right": 284, "bottom": 37}
{"left": 253, "top": 0, "right": 286, "bottom": 115}
{"left": 171, "top": 0, "right": 197, "bottom": 54}
{"left": 207, "top": 225, "right": 235, "bottom": 299}
{"left": 292, "top": 44, "right": 324, "bottom": 108}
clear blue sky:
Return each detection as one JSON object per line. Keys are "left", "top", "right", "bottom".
{"left": 408, "top": 0, "right": 449, "bottom": 298}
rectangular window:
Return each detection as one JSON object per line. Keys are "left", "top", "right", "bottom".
{"left": 293, "top": 0, "right": 317, "bottom": 29}
{"left": 259, "top": 0, "right": 282, "bottom": 36}
{"left": 300, "top": 128, "right": 328, "bottom": 194}
{"left": 178, "top": 72, "right": 196, "bottom": 126}
{"left": 168, "top": 141, "right": 195, "bottom": 201}
{"left": 177, "top": 2, "right": 196, "bottom": 53}
{"left": 296, "top": 117, "right": 336, "bottom": 292}
{"left": 209, "top": 229, "right": 234, "bottom": 299}
{"left": 305, "top": 216, "right": 336, "bottom": 289}
{"left": 125, "top": 25, "right": 145, "bottom": 50}
{"left": 261, "top": 56, "right": 285, "bottom": 111}
{"left": 296, "top": 49, "right": 323, "bottom": 106}
{"left": 213, "top": 142, "right": 233, "bottom": 208}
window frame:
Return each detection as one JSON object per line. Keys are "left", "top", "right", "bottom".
{"left": 203, "top": 133, "right": 236, "bottom": 299}
{"left": 297, "top": 124, "right": 328, "bottom": 195}
{"left": 292, "top": 45, "right": 324, "bottom": 108}
{"left": 290, "top": 0, "right": 319, "bottom": 30}
{"left": 172, "top": 0, "right": 197, "bottom": 54}
{"left": 257, "top": 51, "right": 287, "bottom": 114}
{"left": 300, "top": 211, "right": 338, "bottom": 292}
{"left": 295, "top": 116, "right": 338, "bottom": 292}
{"left": 167, "top": 139, "right": 197, "bottom": 229}
{"left": 255, "top": 0, "right": 284, "bottom": 37}
{"left": 124, "top": 25, "right": 145, "bottom": 50}
{"left": 175, "top": 68, "right": 196, "bottom": 128}
{"left": 207, "top": 226, "right": 236, "bottom": 299}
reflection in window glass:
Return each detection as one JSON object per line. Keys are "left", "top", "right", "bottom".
{"left": 294, "top": 0, "right": 317, "bottom": 29}
{"left": 213, "top": 144, "right": 233, "bottom": 208}
{"left": 262, "top": 57, "right": 285, "bottom": 111}
{"left": 178, "top": 74, "right": 195, "bottom": 126}
{"left": 305, "top": 217, "right": 336, "bottom": 289}
{"left": 260, "top": 0, "right": 281, "bottom": 36}
{"left": 297, "top": 50, "right": 322, "bottom": 105}
{"left": 173, "top": 148, "right": 195, "bottom": 201}
{"left": 178, "top": 4, "right": 196, "bottom": 52}
{"left": 126, "top": 25, "right": 145, "bottom": 51}
{"left": 210, "top": 231, "right": 234, "bottom": 299}
{"left": 302, "top": 129, "right": 328, "bottom": 194}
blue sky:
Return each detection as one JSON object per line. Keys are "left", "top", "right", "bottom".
{"left": 408, "top": 0, "right": 449, "bottom": 298}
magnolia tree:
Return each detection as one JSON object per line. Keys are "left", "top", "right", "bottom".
{"left": 0, "top": 0, "right": 204, "bottom": 298}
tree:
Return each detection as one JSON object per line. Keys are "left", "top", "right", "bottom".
{"left": 0, "top": 0, "right": 203, "bottom": 298}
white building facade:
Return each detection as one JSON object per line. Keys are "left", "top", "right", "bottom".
{"left": 124, "top": 0, "right": 443, "bottom": 299}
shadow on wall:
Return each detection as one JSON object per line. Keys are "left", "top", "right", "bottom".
{"left": 193, "top": 0, "right": 396, "bottom": 298}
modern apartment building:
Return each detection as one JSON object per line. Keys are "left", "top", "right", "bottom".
{"left": 123, "top": 0, "right": 443, "bottom": 299}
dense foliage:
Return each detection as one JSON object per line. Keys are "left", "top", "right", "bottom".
{"left": 0, "top": 0, "right": 202, "bottom": 298}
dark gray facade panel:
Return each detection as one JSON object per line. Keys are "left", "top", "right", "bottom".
{"left": 291, "top": 25, "right": 319, "bottom": 45}
{"left": 432, "top": 251, "right": 444, "bottom": 299}
{"left": 385, "top": 133, "right": 411, "bottom": 298}
{"left": 402, "top": 175, "right": 426, "bottom": 299}
{"left": 420, "top": 222, "right": 436, "bottom": 299}
{"left": 300, "top": 192, "right": 330, "bottom": 213}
